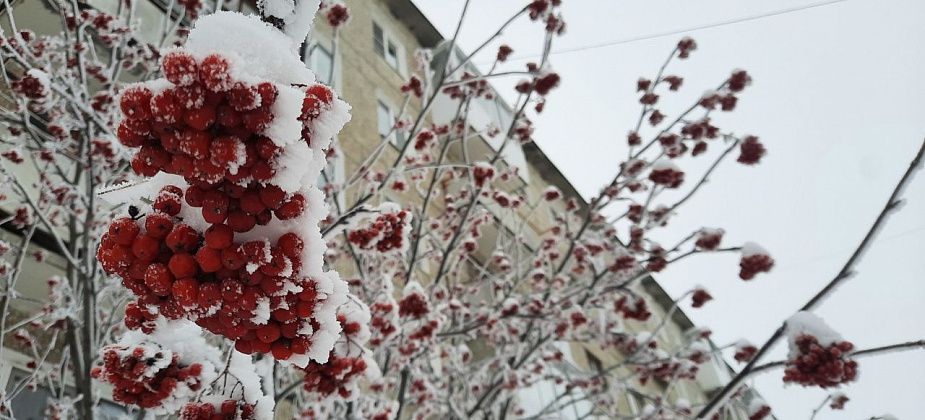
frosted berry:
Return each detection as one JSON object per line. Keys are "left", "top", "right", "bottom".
{"left": 204, "top": 223, "right": 234, "bottom": 249}
{"left": 119, "top": 86, "right": 154, "bottom": 120}
{"left": 199, "top": 54, "right": 233, "bottom": 92}
{"left": 161, "top": 50, "right": 199, "bottom": 86}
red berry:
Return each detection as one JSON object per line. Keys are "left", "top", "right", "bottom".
{"left": 195, "top": 247, "right": 223, "bottom": 273}
{"left": 119, "top": 86, "right": 153, "bottom": 120}
{"left": 307, "top": 84, "right": 334, "bottom": 105}
{"left": 199, "top": 54, "right": 232, "bottom": 92}
{"left": 184, "top": 106, "right": 216, "bottom": 131}
{"left": 144, "top": 212, "right": 174, "bottom": 239}
{"left": 168, "top": 253, "right": 198, "bottom": 278}
{"left": 259, "top": 249, "right": 289, "bottom": 277}
{"left": 144, "top": 263, "right": 174, "bottom": 296}
{"left": 257, "top": 82, "right": 278, "bottom": 106}
{"left": 275, "top": 194, "right": 305, "bottom": 220}
{"left": 109, "top": 218, "right": 140, "bottom": 246}
{"left": 173, "top": 84, "right": 205, "bottom": 110}
{"left": 235, "top": 340, "right": 254, "bottom": 354}
{"left": 250, "top": 160, "right": 276, "bottom": 181}
{"left": 179, "top": 129, "right": 211, "bottom": 160}
{"left": 131, "top": 234, "right": 160, "bottom": 261}
{"left": 290, "top": 337, "right": 310, "bottom": 354}
{"left": 255, "top": 138, "right": 279, "bottom": 162}
{"left": 210, "top": 136, "right": 244, "bottom": 167}
{"left": 150, "top": 90, "right": 184, "bottom": 124}
{"left": 227, "top": 211, "right": 257, "bottom": 232}
{"left": 255, "top": 210, "right": 272, "bottom": 226}
{"left": 117, "top": 121, "right": 149, "bottom": 147}
{"left": 239, "top": 190, "right": 266, "bottom": 215}
{"left": 201, "top": 191, "right": 230, "bottom": 224}
{"left": 165, "top": 224, "right": 201, "bottom": 253}
{"left": 242, "top": 109, "right": 273, "bottom": 133}
{"left": 161, "top": 50, "right": 199, "bottom": 86}
{"left": 220, "top": 246, "right": 246, "bottom": 270}
{"left": 153, "top": 191, "right": 183, "bottom": 217}
{"left": 271, "top": 341, "right": 292, "bottom": 359}
{"left": 258, "top": 185, "right": 286, "bottom": 209}
{"left": 205, "top": 223, "right": 234, "bottom": 249}
{"left": 198, "top": 282, "right": 222, "bottom": 308}
{"left": 256, "top": 323, "right": 280, "bottom": 344}
{"left": 172, "top": 278, "right": 199, "bottom": 307}
{"left": 221, "top": 279, "right": 243, "bottom": 302}
{"left": 216, "top": 104, "right": 242, "bottom": 128}
{"left": 184, "top": 185, "right": 206, "bottom": 207}
{"left": 228, "top": 82, "right": 260, "bottom": 111}
{"left": 276, "top": 233, "right": 304, "bottom": 258}
{"left": 164, "top": 154, "right": 194, "bottom": 178}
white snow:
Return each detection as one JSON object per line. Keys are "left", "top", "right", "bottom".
{"left": 785, "top": 311, "right": 843, "bottom": 358}
{"left": 185, "top": 11, "right": 315, "bottom": 85}
{"left": 740, "top": 241, "right": 768, "bottom": 257}
{"left": 649, "top": 160, "right": 680, "bottom": 172}
{"left": 228, "top": 351, "right": 275, "bottom": 420}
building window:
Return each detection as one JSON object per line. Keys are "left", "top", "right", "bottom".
{"left": 373, "top": 22, "right": 386, "bottom": 56}
{"left": 377, "top": 100, "right": 392, "bottom": 139}
{"left": 308, "top": 44, "right": 334, "bottom": 85}
{"left": 372, "top": 21, "right": 403, "bottom": 74}
{"left": 378, "top": 99, "right": 406, "bottom": 148}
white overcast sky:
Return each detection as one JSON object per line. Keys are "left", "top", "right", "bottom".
{"left": 411, "top": 0, "right": 925, "bottom": 418}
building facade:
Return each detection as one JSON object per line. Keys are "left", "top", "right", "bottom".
{"left": 0, "top": 0, "right": 767, "bottom": 418}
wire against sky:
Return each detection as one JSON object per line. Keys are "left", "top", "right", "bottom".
{"left": 491, "top": 0, "right": 850, "bottom": 64}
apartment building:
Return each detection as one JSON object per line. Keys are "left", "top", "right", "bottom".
{"left": 0, "top": 0, "right": 767, "bottom": 418}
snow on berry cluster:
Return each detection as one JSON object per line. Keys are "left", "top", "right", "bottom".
{"left": 783, "top": 312, "right": 858, "bottom": 388}
{"left": 90, "top": 320, "right": 222, "bottom": 415}
{"left": 300, "top": 297, "right": 375, "bottom": 399}
{"left": 100, "top": 11, "right": 358, "bottom": 369}
{"left": 738, "top": 242, "right": 774, "bottom": 280}
{"left": 91, "top": 344, "right": 203, "bottom": 410}
{"left": 181, "top": 399, "right": 258, "bottom": 420}
{"left": 346, "top": 204, "right": 412, "bottom": 254}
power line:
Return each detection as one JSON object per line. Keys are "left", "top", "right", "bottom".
{"left": 495, "top": 0, "right": 850, "bottom": 63}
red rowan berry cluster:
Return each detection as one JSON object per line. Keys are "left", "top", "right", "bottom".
{"left": 734, "top": 341, "right": 758, "bottom": 363}
{"left": 614, "top": 295, "right": 652, "bottom": 321}
{"left": 322, "top": 2, "right": 351, "bottom": 28}
{"left": 829, "top": 393, "right": 849, "bottom": 410}
{"left": 181, "top": 399, "right": 257, "bottom": 420}
{"left": 103, "top": 47, "right": 346, "bottom": 364}
{"left": 398, "top": 289, "right": 429, "bottom": 319}
{"left": 302, "top": 354, "right": 368, "bottom": 398}
{"left": 739, "top": 243, "right": 775, "bottom": 280}
{"left": 648, "top": 161, "right": 685, "bottom": 188}
{"left": 91, "top": 344, "right": 204, "bottom": 410}
{"left": 783, "top": 334, "right": 858, "bottom": 388}
{"left": 695, "top": 228, "right": 724, "bottom": 251}
{"left": 691, "top": 288, "right": 713, "bottom": 308}
{"left": 738, "top": 135, "right": 766, "bottom": 165}
{"left": 748, "top": 402, "right": 771, "bottom": 420}
{"left": 96, "top": 205, "right": 321, "bottom": 361}
{"left": 347, "top": 207, "right": 411, "bottom": 253}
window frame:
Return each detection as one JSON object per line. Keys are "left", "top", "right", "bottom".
{"left": 371, "top": 20, "right": 405, "bottom": 76}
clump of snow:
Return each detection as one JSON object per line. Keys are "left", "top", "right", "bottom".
{"left": 25, "top": 69, "right": 50, "bottom": 93}
{"left": 185, "top": 11, "right": 314, "bottom": 85}
{"left": 785, "top": 311, "right": 843, "bottom": 358}
{"left": 649, "top": 160, "right": 680, "bottom": 172}
{"left": 227, "top": 351, "right": 275, "bottom": 420}
{"left": 740, "top": 241, "right": 768, "bottom": 257}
